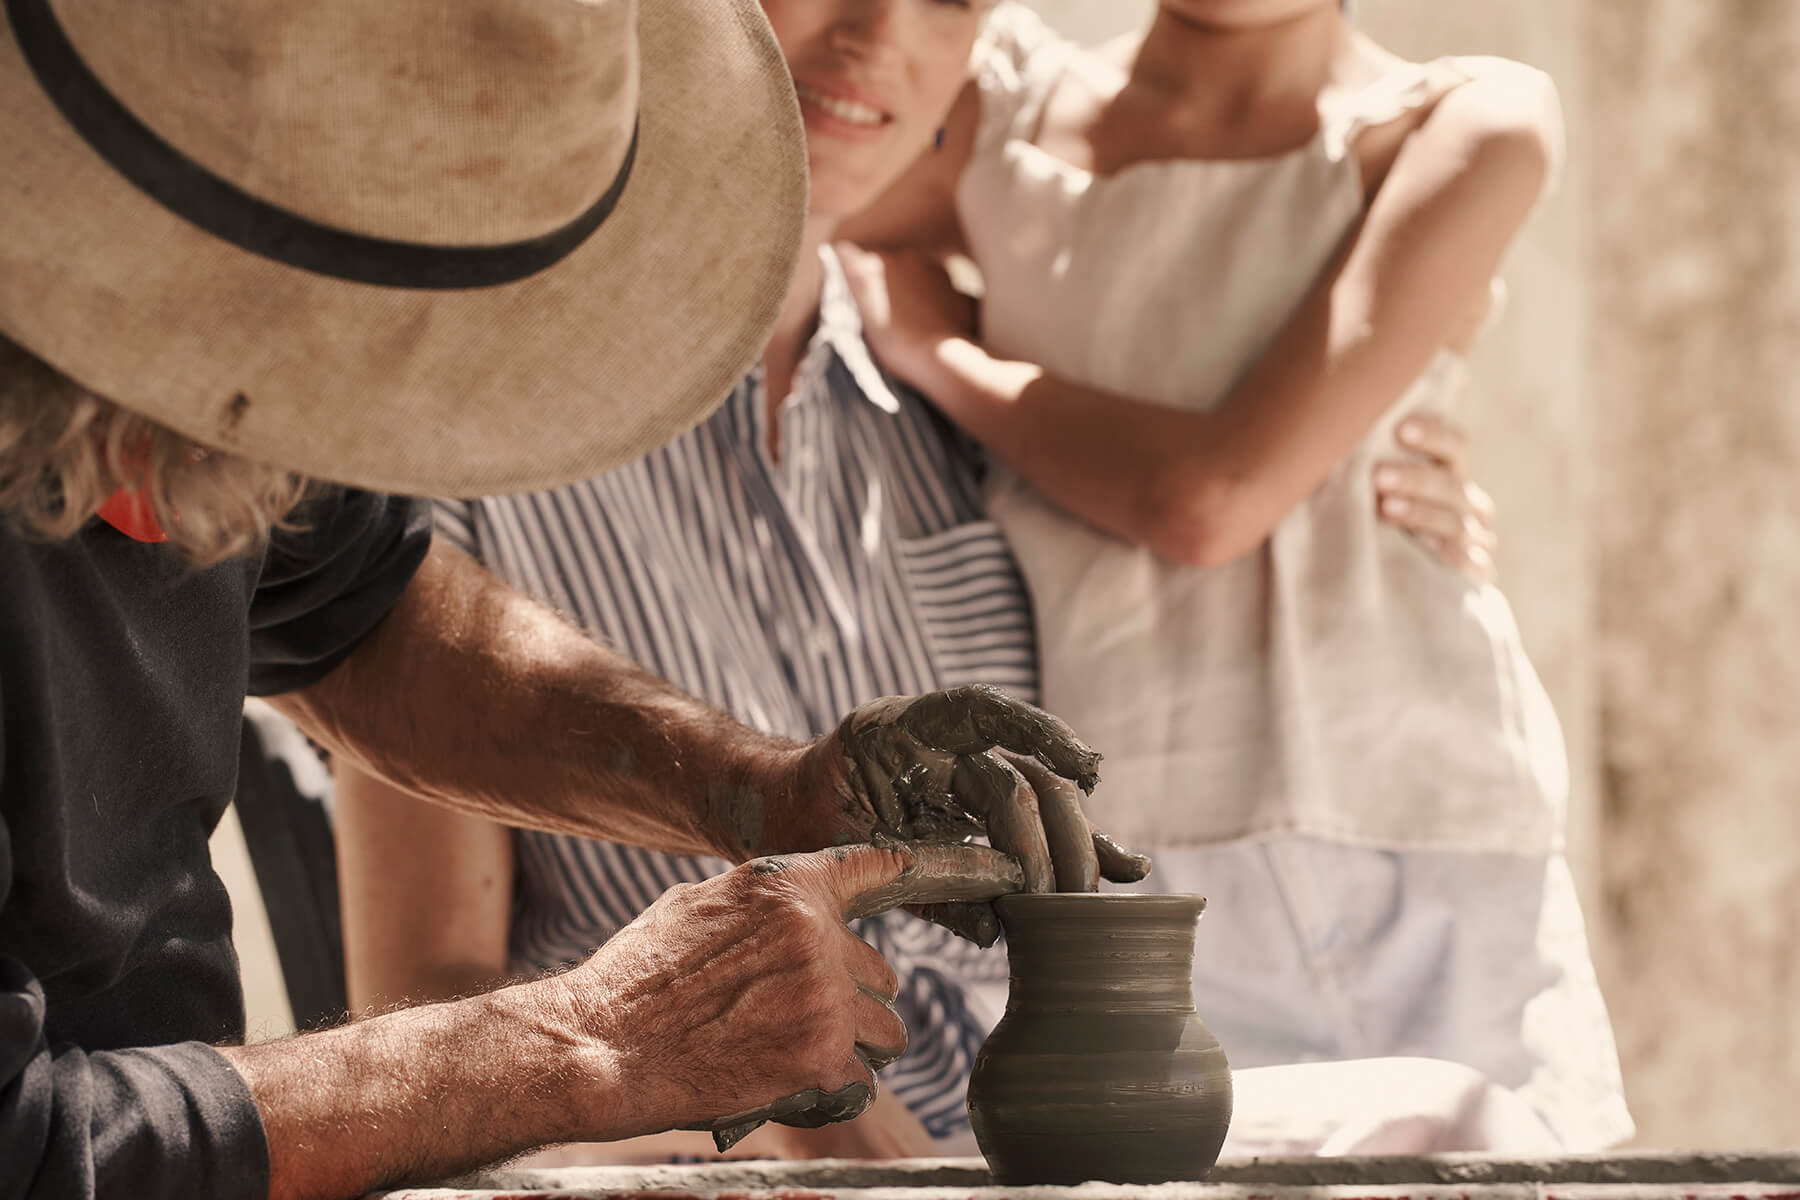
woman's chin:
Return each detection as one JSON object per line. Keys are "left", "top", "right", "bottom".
{"left": 805, "top": 178, "right": 884, "bottom": 228}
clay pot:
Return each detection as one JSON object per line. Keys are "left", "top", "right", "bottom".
{"left": 967, "top": 893, "right": 1232, "bottom": 1186}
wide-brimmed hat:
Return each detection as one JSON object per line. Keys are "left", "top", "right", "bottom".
{"left": 0, "top": 0, "right": 806, "bottom": 496}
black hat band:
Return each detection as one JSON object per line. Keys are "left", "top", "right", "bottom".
{"left": 6, "top": 0, "right": 637, "bottom": 291}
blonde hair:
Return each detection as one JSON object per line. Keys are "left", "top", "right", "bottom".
{"left": 0, "top": 334, "right": 309, "bottom": 565}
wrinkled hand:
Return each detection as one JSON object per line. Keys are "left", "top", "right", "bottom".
{"left": 552, "top": 845, "right": 915, "bottom": 1151}
{"left": 1374, "top": 411, "right": 1498, "bottom": 585}
{"left": 835, "top": 243, "right": 976, "bottom": 384}
{"left": 768, "top": 685, "right": 1152, "bottom": 946}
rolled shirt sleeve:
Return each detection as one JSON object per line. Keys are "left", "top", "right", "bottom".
{"left": 247, "top": 489, "right": 432, "bottom": 697}
{"left": 0, "top": 486, "right": 429, "bottom": 1198}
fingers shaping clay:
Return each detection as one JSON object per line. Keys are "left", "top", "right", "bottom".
{"left": 895, "top": 685, "right": 1102, "bottom": 792}
{"left": 842, "top": 841, "right": 1024, "bottom": 921}
{"left": 1092, "top": 831, "right": 1154, "bottom": 883}
{"left": 1004, "top": 752, "right": 1100, "bottom": 892}
{"left": 713, "top": 841, "right": 1024, "bottom": 1152}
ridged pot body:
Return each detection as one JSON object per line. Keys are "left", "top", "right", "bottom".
{"left": 967, "top": 893, "right": 1232, "bottom": 1186}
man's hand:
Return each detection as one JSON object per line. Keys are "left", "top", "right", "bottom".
{"left": 1374, "top": 411, "right": 1499, "bottom": 584}
{"left": 226, "top": 844, "right": 957, "bottom": 1197}
{"left": 552, "top": 845, "right": 915, "bottom": 1148}
{"left": 764, "top": 686, "right": 1152, "bottom": 946}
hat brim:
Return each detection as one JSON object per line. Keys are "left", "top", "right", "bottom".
{"left": 0, "top": 0, "right": 806, "bottom": 496}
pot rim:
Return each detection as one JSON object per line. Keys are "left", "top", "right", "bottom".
{"left": 995, "top": 892, "right": 1207, "bottom": 918}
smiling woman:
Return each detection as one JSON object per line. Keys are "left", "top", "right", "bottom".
{"left": 763, "top": 0, "right": 992, "bottom": 220}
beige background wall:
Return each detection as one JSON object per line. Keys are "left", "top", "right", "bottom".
{"left": 1584, "top": 0, "right": 1800, "bottom": 1150}
{"left": 212, "top": 803, "right": 295, "bottom": 1040}
{"left": 1357, "top": 0, "right": 1800, "bottom": 1151}
{"left": 215, "top": 0, "right": 1800, "bottom": 1150}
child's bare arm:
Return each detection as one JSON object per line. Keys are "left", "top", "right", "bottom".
{"left": 848, "top": 64, "right": 1560, "bottom": 569}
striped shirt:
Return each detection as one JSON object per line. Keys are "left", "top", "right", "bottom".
{"left": 433, "top": 248, "right": 1037, "bottom": 1143}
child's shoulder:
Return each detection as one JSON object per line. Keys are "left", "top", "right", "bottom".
{"left": 1343, "top": 36, "right": 1556, "bottom": 111}
{"left": 970, "top": 3, "right": 1125, "bottom": 148}
{"left": 1341, "top": 38, "right": 1562, "bottom": 187}
{"left": 1441, "top": 55, "right": 1562, "bottom": 131}
{"left": 1431, "top": 56, "right": 1564, "bottom": 187}
{"left": 975, "top": 3, "right": 1121, "bottom": 94}
{"left": 1339, "top": 31, "right": 1551, "bottom": 99}
{"left": 1449, "top": 54, "right": 1559, "bottom": 94}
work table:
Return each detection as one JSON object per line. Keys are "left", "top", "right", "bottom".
{"left": 376, "top": 1152, "right": 1800, "bottom": 1200}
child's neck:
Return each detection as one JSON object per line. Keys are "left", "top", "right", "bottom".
{"left": 1131, "top": 4, "right": 1349, "bottom": 125}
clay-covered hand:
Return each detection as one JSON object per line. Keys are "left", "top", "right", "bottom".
{"left": 547, "top": 845, "right": 915, "bottom": 1151}
{"left": 766, "top": 685, "right": 1152, "bottom": 945}
{"left": 1374, "top": 410, "right": 1499, "bottom": 585}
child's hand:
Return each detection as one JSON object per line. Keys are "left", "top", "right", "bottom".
{"left": 836, "top": 244, "right": 976, "bottom": 383}
{"left": 1374, "top": 412, "right": 1498, "bottom": 584}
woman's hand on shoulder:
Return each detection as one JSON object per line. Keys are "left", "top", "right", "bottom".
{"left": 1373, "top": 411, "right": 1498, "bottom": 585}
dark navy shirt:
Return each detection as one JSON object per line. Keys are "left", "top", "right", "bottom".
{"left": 0, "top": 489, "right": 429, "bottom": 1199}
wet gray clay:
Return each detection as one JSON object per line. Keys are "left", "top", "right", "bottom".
{"left": 967, "top": 893, "right": 1232, "bottom": 1186}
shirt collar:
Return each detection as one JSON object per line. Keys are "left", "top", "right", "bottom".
{"left": 740, "top": 245, "right": 905, "bottom": 448}
{"left": 810, "top": 245, "right": 903, "bottom": 415}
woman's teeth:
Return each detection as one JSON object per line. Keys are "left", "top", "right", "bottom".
{"left": 796, "top": 83, "right": 885, "bottom": 127}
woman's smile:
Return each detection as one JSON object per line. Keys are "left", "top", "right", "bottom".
{"left": 794, "top": 79, "right": 893, "bottom": 133}
{"left": 761, "top": 0, "right": 984, "bottom": 218}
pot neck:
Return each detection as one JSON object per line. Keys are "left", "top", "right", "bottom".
{"left": 999, "top": 901, "right": 1201, "bottom": 1012}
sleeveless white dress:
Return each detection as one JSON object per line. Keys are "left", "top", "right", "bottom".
{"left": 957, "top": 5, "right": 1632, "bottom": 1148}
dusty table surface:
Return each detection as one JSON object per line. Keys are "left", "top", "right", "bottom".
{"left": 374, "top": 1153, "right": 1800, "bottom": 1200}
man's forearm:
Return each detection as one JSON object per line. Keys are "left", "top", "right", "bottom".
{"left": 219, "top": 981, "right": 598, "bottom": 1200}
{"left": 274, "top": 542, "right": 804, "bottom": 860}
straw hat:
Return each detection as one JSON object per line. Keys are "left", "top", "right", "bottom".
{"left": 0, "top": 0, "right": 807, "bottom": 495}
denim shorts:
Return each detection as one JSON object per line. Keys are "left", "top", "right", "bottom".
{"left": 1115, "top": 835, "right": 1635, "bottom": 1151}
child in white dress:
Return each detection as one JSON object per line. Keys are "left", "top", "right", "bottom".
{"left": 842, "top": 0, "right": 1632, "bottom": 1149}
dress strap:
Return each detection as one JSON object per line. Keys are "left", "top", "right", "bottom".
{"left": 970, "top": 2, "right": 1079, "bottom": 154}
{"left": 1320, "top": 56, "right": 1473, "bottom": 161}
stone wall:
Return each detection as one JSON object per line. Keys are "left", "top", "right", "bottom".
{"left": 1585, "top": 0, "right": 1800, "bottom": 1151}
{"left": 1368, "top": 0, "right": 1800, "bottom": 1150}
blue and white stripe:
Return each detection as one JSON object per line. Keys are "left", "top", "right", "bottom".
{"left": 434, "top": 249, "right": 1036, "bottom": 1143}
